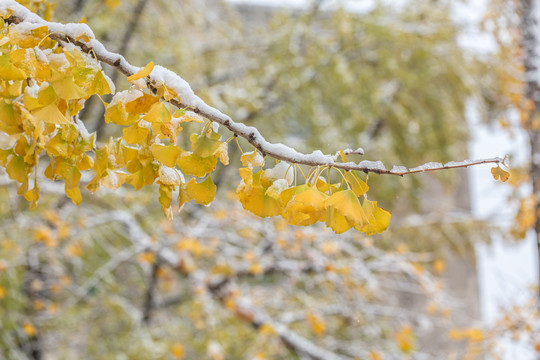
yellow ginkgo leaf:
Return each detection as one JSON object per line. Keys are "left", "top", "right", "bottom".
{"left": 159, "top": 184, "right": 174, "bottom": 218}
{"left": 176, "top": 153, "right": 217, "bottom": 177}
{"left": 126, "top": 170, "right": 144, "bottom": 191}
{"left": 282, "top": 187, "right": 327, "bottom": 226}
{"left": 37, "top": 84, "right": 57, "bottom": 107}
{"left": 128, "top": 61, "right": 154, "bottom": 82}
{"left": 241, "top": 150, "right": 264, "bottom": 168}
{"left": 325, "top": 190, "right": 367, "bottom": 227}
{"left": 105, "top": 102, "right": 133, "bottom": 126}
{"left": 355, "top": 199, "right": 391, "bottom": 235}
{"left": 65, "top": 185, "right": 82, "bottom": 205}
{"left": 123, "top": 122, "right": 149, "bottom": 144}
{"left": 237, "top": 168, "right": 281, "bottom": 217}
{"left": 44, "top": 133, "right": 69, "bottom": 157}
{"left": 174, "top": 110, "right": 204, "bottom": 123}
{"left": 151, "top": 144, "right": 183, "bottom": 168}
{"left": 0, "top": 54, "right": 26, "bottom": 80}
{"left": 91, "top": 70, "right": 113, "bottom": 96}
{"left": 185, "top": 176, "right": 216, "bottom": 205}
{"left": 143, "top": 102, "right": 171, "bottom": 123}
{"left": 345, "top": 171, "right": 369, "bottom": 196}
{"left": 125, "top": 165, "right": 155, "bottom": 191}
{"left": 158, "top": 121, "right": 182, "bottom": 144}
{"left": 239, "top": 167, "right": 254, "bottom": 186}
{"left": 0, "top": 100, "right": 21, "bottom": 134}
{"left": 178, "top": 185, "right": 192, "bottom": 209}
{"left": 24, "top": 184, "right": 39, "bottom": 210}
{"left": 6, "top": 155, "right": 28, "bottom": 183}
{"left": 491, "top": 166, "right": 510, "bottom": 182}
{"left": 238, "top": 185, "right": 282, "bottom": 218}
{"left": 101, "top": 170, "right": 126, "bottom": 190}
{"left": 190, "top": 131, "right": 221, "bottom": 158}
{"left": 125, "top": 92, "right": 159, "bottom": 115}
{"left": 55, "top": 160, "right": 81, "bottom": 190}
{"left": 215, "top": 142, "right": 229, "bottom": 165}
{"left": 32, "top": 103, "right": 70, "bottom": 124}
{"left": 51, "top": 76, "right": 87, "bottom": 100}
{"left": 325, "top": 206, "right": 353, "bottom": 234}
{"left": 76, "top": 153, "right": 94, "bottom": 171}
{"left": 280, "top": 184, "right": 310, "bottom": 205}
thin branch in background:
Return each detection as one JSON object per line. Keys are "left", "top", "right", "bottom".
{"left": 142, "top": 260, "right": 160, "bottom": 324}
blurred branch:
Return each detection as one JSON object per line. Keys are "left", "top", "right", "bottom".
{"left": 142, "top": 260, "right": 160, "bottom": 324}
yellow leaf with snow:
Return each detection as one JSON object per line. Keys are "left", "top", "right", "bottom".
{"left": 101, "top": 170, "right": 126, "bottom": 190}
{"left": 215, "top": 142, "right": 229, "bottom": 165}
{"left": 491, "top": 166, "right": 510, "bottom": 182}
{"left": 237, "top": 168, "right": 281, "bottom": 217}
{"left": 241, "top": 150, "right": 264, "bottom": 168}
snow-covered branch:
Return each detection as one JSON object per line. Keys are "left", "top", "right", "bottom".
{"left": 1, "top": 1, "right": 504, "bottom": 175}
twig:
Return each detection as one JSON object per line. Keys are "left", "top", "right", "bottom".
{"left": 142, "top": 260, "right": 160, "bottom": 324}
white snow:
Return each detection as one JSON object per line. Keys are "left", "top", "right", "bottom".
{"left": 409, "top": 162, "right": 443, "bottom": 172}
{"left": 242, "top": 150, "right": 264, "bottom": 168}
{"left": 158, "top": 165, "right": 183, "bottom": 186}
{"left": 390, "top": 165, "right": 408, "bottom": 174}
{"left": 357, "top": 160, "right": 386, "bottom": 171}
{"left": 265, "top": 178, "right": 289, "bottom": 199}
{"left": 262, "top": 162, "right": 294, "bottom": 185}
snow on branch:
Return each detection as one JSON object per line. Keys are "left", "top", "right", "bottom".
{"left": 2, "top": 0, "right": 504, "bottom": 175}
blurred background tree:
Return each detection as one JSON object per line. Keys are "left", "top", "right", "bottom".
{"left": 0, "top": 0, "right": 510, "bottom": 359}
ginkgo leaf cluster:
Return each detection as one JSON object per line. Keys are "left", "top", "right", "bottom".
{"left": 0, "top": 11, "right": 390, "bottom": 234}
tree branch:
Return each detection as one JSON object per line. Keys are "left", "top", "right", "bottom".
{"left": 142, "top": 260, "right": 160, "bottom": 324}
{"left": 2, "top": 1, "right": 505, "bottom": 175}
